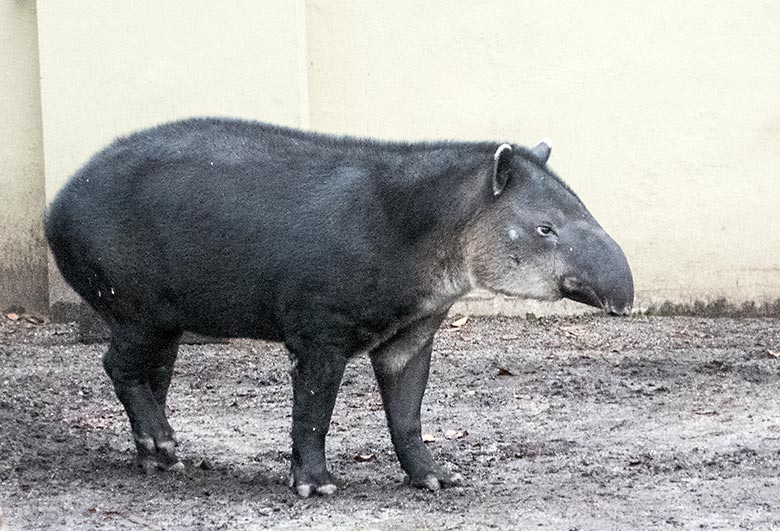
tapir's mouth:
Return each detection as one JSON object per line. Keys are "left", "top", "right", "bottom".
{"left": 560, "top": 277, "right": 631, "bottom": 316}
{"left": 561, "top": 277, "right": 603, "bottom": 309}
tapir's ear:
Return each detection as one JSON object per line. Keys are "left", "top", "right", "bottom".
{"left": 530, "top": 138, "right": 552, "bottom": 164}
{"left": 492, "top": 143, "right": 513, "bottom": 196}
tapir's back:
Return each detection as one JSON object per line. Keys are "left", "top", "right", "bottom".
{"left": 46, "top": 118, "right": 426, "bottom": 339}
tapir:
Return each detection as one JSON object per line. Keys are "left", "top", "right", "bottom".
{"left": 45, "top": 117, "right": 634, "bottom": 496}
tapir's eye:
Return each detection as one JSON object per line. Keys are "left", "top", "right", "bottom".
{"left": 536, "top": 225, "right": 555, "bottom": 237}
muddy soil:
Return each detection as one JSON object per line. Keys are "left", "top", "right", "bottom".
{"left": 1, "top": 315, "right": 779, "bottom": 530}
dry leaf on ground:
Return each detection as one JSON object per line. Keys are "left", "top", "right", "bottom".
{"left": 450, "top": 316, "right": 469, "bottom": 328}
{"left": 82, "top": 416, "right": 110, "bottom": 430}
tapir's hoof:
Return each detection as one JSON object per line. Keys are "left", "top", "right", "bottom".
{"left": 289, "top": 471, "right": 339, "bottom": 497}
{"left": 134, "top": 434, "right": 183, "bottom": 473}
{"left": 295, "top": 482, "right": 338, "bottom": 497}
{"left": 164, "top": 460, "right": 186, "bottom": 473}
{"left": 137, "top": 456, "right": 185, "bottom": 473}
{"left": 409, "top": 471, "right": 463, "bottom": 491}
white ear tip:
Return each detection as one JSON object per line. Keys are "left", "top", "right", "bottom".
{"left": 494, "top": 143, "right": 512, "bottom": 160}
{"left": 538, "top": 137, "right": 553, "bottom": 148}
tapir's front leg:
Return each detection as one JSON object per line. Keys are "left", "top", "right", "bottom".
{"left": 287, "top": 344, "right": 347, "bottom": 497}
{"left": 370, "top": 314, "right": 462, "bottom": 490}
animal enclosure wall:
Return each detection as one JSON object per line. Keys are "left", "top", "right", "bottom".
{"left": 304, "top": 0, "right": 780, "bottom": 310}
{"left": 0, "top": 1, "right": 47, "bottom": 315}
{"left": 1, "top": 1, "right": 779, "bottom": 316}
{"left": 34, "top": 0, "right": 309, "bottom": 317}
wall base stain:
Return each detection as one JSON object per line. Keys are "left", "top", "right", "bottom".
{"left": 48, "top": 301, "right": 80, "bottom": 323}
{"left": 60, "top": 296, "right": 780, "bottom": 346}
{"left": 644, "top": 298, "right": 780, "bottom": 318}
{"left": 0, "top": 253, "right": 48, "bottom": 316}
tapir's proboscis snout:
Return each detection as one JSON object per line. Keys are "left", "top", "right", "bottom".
{"left": 558, "top": 221, "right": 634, "bottom": 316}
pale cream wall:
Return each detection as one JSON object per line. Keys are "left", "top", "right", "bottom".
{"left": 0, "top": 1, "right": 47, "bottom": 314}
{"left": 38, "top": 0, "right": 308, "bottom": 199}
{"left": 36, "top": 0, "right": 309, "bottom": 311}
{"left": 8, "top": 1, "right": 779, "bottom": 316}
{"left": 306, "top": 0, "right": 780, "bottom": 308}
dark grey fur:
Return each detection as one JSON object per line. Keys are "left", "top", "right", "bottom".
{"left": 46, "top": 117, "right": 633, "bottom": 495}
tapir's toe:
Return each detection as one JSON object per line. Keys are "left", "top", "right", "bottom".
{"left": 295, "top": 483, "right": 313, "bottom": 497}
{"left": 138, "top": 457, "right": 158, "bottom": 475}
{"left": 409, "top": 470, "right": 463, "bottom": 491}
{"left": 290, "top": 469, "right": 339, "bottom": 497}
{"left": 294, "top": 482, "right": 338, "bottom": 497}
{"left": 137, "top": 457, "right": 185, "bottom": 473}
{"left": 315, "top": 483, "right": 338, "bottom": 495}
{"left": 445, "top": 472, "right": 464, "bottom": 485}
{"left": 134, "top": 431, "right": 183, "bottom": 473}
{"left": 164, "top": 460, "right": 186, "bottom": 473}
{"left": 417, "top": 474, "right": 441, "bottom": 491}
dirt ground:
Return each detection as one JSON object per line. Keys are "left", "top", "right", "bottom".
{"left": 1, "top": 314, "right": 779, "bottom": 530}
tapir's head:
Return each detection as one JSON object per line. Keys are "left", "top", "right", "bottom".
{"left": 464, "top": 140, "right": 634, "bottom": 315}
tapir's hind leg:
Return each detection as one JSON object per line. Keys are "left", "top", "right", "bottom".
{"left": 103, "top": 328, "right": 183, "bottom": 472}
{"left": 147, "top": 341, "right": 179, "bottom": 413}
